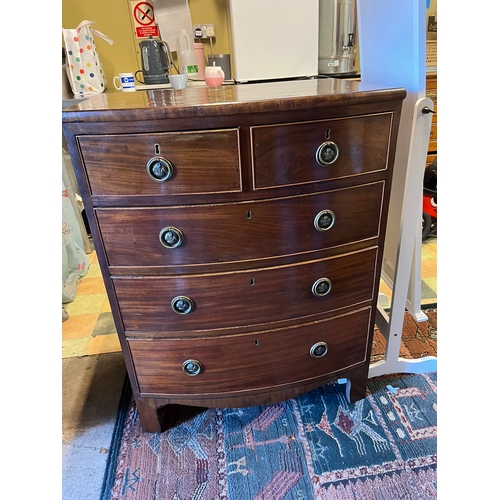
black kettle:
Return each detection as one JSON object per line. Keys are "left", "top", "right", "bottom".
{"left": 135, "top": 36, "right": 173, "bottom": 85}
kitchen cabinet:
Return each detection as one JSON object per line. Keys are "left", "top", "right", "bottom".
{"left": 62, "top": 80, "right": 405, "bottom": 433}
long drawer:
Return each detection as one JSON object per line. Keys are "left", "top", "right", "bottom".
{"left": 129, "top": 307, "right": 371, "bottom": 395}
{"left": 97, "top": 182, "right": 384, "bottom": 267}
{"left": 77, "top": 129, "right": 242, "bottom": 196}
{"left": 113, "top": 247, "right": 377, "bottom": 333}
{"left": 251, "top": 113, "right": 393, "bottom": 189}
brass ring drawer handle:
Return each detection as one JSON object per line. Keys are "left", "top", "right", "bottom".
{"left": 312, "top": 277, "right": 332, "bottom": 297}
{"left": 171, "top": 296, "right": 193, "bottom": 314}
{"left": 310, "top": 342, "right": 328, "bottom": 358}
{"left": 146, "top": 156, "right": 174, "bottom": 182}
{"left": 314, "top": 210, "right": 335, "bottom": 231}
{"left": 159, "top": 227, "right": 184, "bottom": 249}
{"left": 182, "top": 359, "right": 203, "bottom": 376}
{"left": 316, "top": 141, "right": 339, "bottom": 166}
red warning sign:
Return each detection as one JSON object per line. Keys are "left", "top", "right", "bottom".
{"left": 131, "top": 1, "right": 159, "bottom": 38}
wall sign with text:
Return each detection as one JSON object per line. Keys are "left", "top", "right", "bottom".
{"left": 131, "top": 1, "right": 159, "bottom": 39}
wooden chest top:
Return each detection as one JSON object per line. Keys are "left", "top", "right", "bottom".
{"left": 62, "top": 79, "right": 406, "bottom": 124}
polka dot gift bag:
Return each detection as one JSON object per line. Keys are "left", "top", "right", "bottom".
{"left": 63, "top": 20, "right": 114, "bottom": 96}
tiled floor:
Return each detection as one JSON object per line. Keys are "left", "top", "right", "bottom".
{"left": 419, "top": 237, "right": 438, "bottom": 304}
{"left": 62, "top": 250, "right": 121, "bottom": 359}
{"left": 379, "top": 236, "right": 438, "bottom": 307}
{"left": 62, "top": 237, "right": 437, "bottom": 359}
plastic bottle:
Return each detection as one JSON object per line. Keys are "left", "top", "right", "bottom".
{"left": 176, "top": 29, "right": 199, "bottom": 80}
{"left": 194, "top": 42, "right": 205, "bottom": 80}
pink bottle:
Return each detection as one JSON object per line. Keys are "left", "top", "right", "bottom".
{"left": 194, "top": 43, "right": 205, "bottom": 80}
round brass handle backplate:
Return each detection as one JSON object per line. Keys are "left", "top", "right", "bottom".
{"left": 316, "top": 141, "right": 339, "bottom": 167}
{"left": 171, "top": 296, "right": 193, "bottom": 314}
{"left": 312, "top": 277, "right": 332, "bottom": 297}
{"left": 182, "top": 359, "right": 202, "bottom": 376}
{"left": 314, "top": 210, "right": 335, "bottom": 231}
{"left": 159, "top": 227, "right": 184, "bottom": 249}
{"left": 146, "top": 156, "right": 174, "bottom": 182}
{"left": 310, "top": 342, "right": 328, "bottom": 358}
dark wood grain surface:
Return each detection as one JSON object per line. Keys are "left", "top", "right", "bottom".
{"left": 112, "top": 247, "right": 377, "bottom": 333}
{"left": 62, "top": 78, "right": 405, "bottom": 431}
{"left": 97, "top": 182, "right": 383, "bottom": 268}
{"left": 129, "top": 307, "right": 371, "bottom": 396}
{"left": 251, "top": 112, "right": 393, "bottom": 189}
{"left": 62, "top": 79, "right": 406, "bottom": 122}
{"left": 78, "top": 129, "right": 242, "bottom": 196}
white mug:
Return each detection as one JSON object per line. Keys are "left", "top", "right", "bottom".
{"left": 169, "top": 73, "right": 188, "bottom": 90}
{"left": 113, "top": 73, "right": 136, "bottom": 92}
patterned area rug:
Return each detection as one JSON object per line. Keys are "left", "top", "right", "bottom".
{"left": 372, "top": 308, "right": 437, "bottom": 363}
{"left": 101, "top": 309, "right": 437, "bottom": 500}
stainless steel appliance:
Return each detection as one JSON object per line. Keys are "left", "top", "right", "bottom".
{"left": 135, "top": 36, "right": 173, "bottom": 85}
{"left": 318, "top": 0, "right": 358, "bottom": 76}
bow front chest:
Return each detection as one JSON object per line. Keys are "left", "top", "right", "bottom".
{"left": 63, "top": 79, "right": 405, "bottom": 432}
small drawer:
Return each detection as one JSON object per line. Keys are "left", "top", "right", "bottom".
{"left": 129, "top": 307, "right": 371, "bottom": 395}
{"left": 77, "top": 129, "right": 242, "bottom": 196}
{"left": 251, "top": 113, "right": 393, "bottom": 189}
{"left": 113, "top": 247, "right": 377, "bottom": 333}
{"left": 97, "top": 182, "right": 384, "bottom": 267}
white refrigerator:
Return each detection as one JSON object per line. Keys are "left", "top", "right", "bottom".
{"left": 228, "top": 0, "right": 319, "bottom": 83}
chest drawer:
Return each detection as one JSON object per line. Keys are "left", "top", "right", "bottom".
{"left": 77, "top": 129, "right": 242, "bottom": 196}
{"left": 113, "top": 247, "right": 377, "bottom": 333}
{"left": 97, "top": 182, "right": 384, "bottom": 267}
{"left": 129, "top": 306, "right": 371, "bottom": 396}
{"left": 251, "top": 113, "right": 393, "bottom": 189}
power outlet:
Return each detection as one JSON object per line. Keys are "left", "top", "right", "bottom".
{"left": 193, "top": 24, "right": 215, "bottom": 39}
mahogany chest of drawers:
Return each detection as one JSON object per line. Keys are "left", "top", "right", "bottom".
{"left": 63, "top": 79, "right": 405, "bottom": 432}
